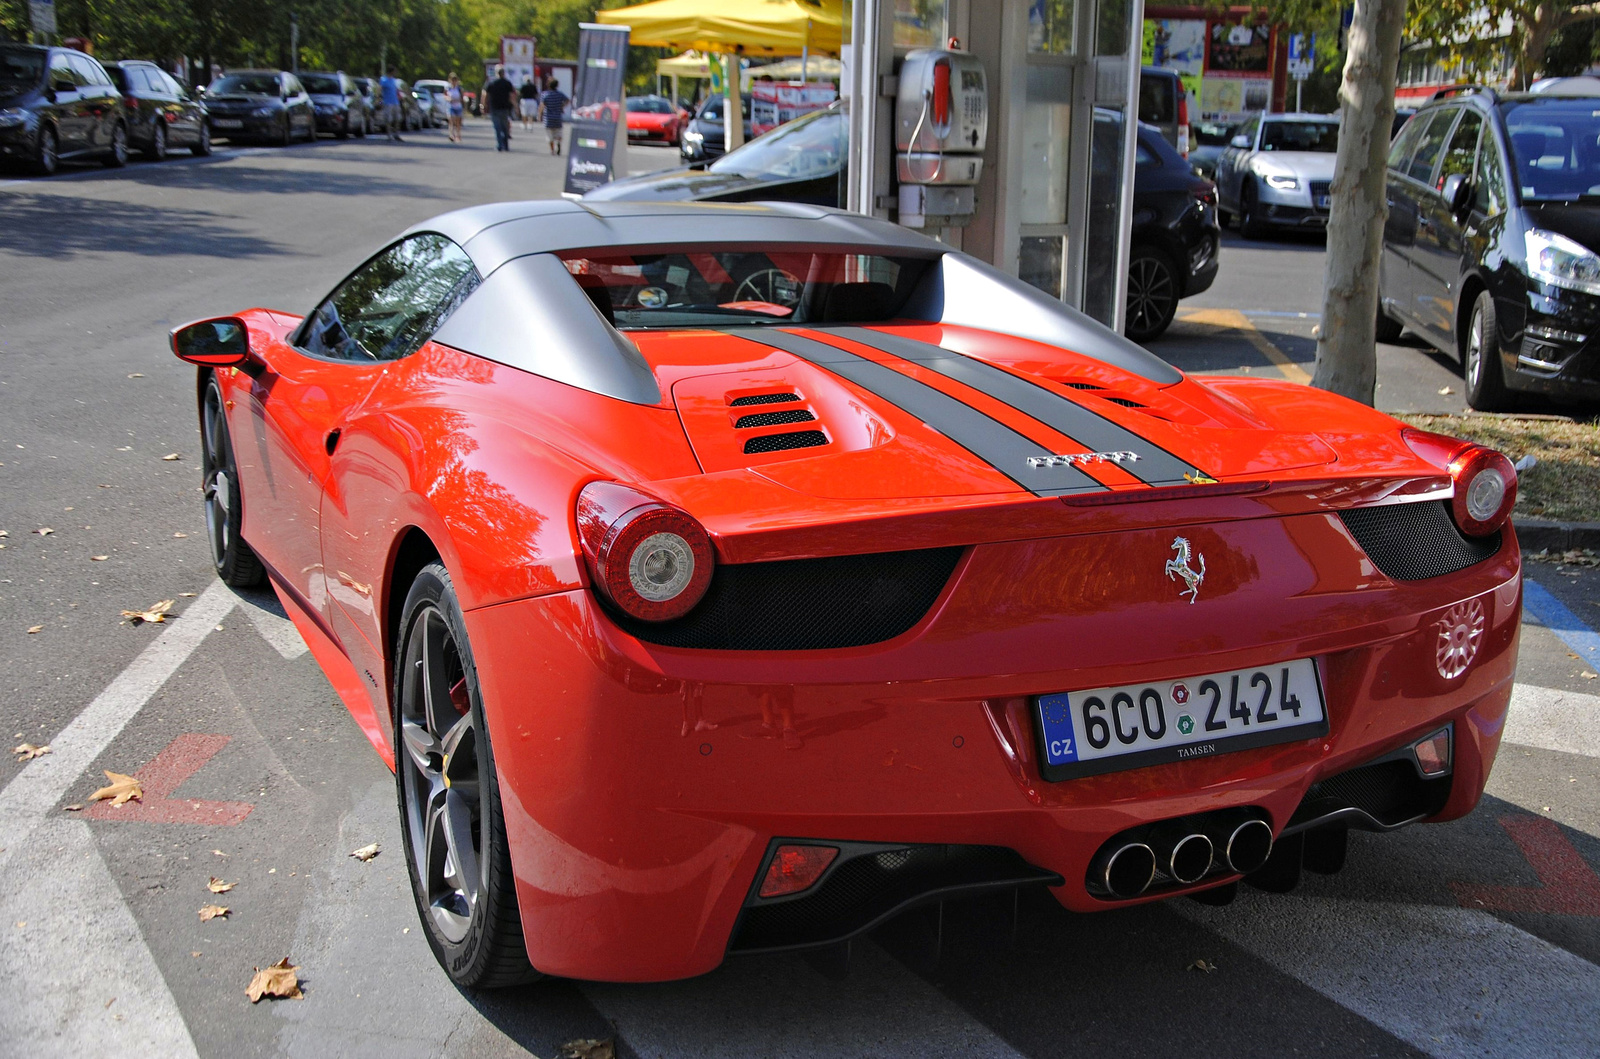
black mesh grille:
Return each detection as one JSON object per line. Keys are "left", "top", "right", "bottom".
{"left": 743, "top": 430, "right": 829, "bottom": 454}
{"left": 735, "top": 409, "right": 817, "bottom": 429}
{"left": 1105, "top": 397, "right": 1145, "bottom": 408}
{"left": 729, "top": 392, "right": 801, "bottom": 407}
{"left": 1062, "top": 381, "right": 1104, "bottom": 390}
{"left": 1310, "top": 180, "right": 1331, "bottom": 207}
{"left": 609, "top": 546, "right": 963, "bottom": 650}
{"left": 1337, "top": 501, "right": 1500, "bottom": 581}
{"left": 730, "top": 844, "right": 1060, "bottom": 953}
{"left": 1289, "top": 758, "right": 1451, "bottom": 830}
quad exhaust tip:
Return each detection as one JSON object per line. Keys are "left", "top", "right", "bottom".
{"left": 1224, "top": 818, "right": 1274, "bottom": 875}
{"left": 1166, "top": 832, "right": 1215, "bottom": 885}
{"left": 1098, "top": 842, "right": 1157, "bottom": 899}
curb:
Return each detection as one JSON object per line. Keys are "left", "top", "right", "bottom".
{"left": 1516, "top": 518, "right": 1600, "bottom": 553}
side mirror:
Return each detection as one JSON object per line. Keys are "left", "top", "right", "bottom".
{"left": 1231, "top": 134, "right": 1251, "bottom": 149}
{"left": 171, "top": 317, "right": 249, "bottom": 367}
{"left": 1441, "top": 172, "right": 1473, "bottom": 218}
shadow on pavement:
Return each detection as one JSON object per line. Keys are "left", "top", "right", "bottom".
{"left": 114, "top": 154, "right": 449, "bottom": 198}
{"left": 0, "top": 190, "right": 284, "bottom": 259}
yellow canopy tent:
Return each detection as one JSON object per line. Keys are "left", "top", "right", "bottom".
{"left": 596, "top": 0, "right": 845, "bottom": 56}
{"left": 754, "top": 55, "right": 842, "bottom": 79}
{"left": 656, "top": 51, "right": 713, "bottom": 78}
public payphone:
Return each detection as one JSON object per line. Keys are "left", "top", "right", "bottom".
{"left": 895, "top": 47, "right": 988, "bottom": 228}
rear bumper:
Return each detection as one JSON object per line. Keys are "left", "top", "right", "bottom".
{"left": 464, "top": 515, "right": 1521, "bottom": 981}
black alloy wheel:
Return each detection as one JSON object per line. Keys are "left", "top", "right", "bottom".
{"left": 1464, "top": 290, "right": 1512, "bottom": 411}
{"left": 147, "top": 121, "right": 168, "bottom": 161}
{"left": 1238, "top": 180, "right": 1267, "bottom": 239}
{"left": 199, "top": 378, "right": 265, "bottom": 587}
{"left": 1125, "top": 247, "right": 1180, "bottom": 343}
{"left": 34, "top": 126, "right": 58, "bottom": 176}
{"left": 394, "top": 564, "right": 539, "bottom": 989}
{"left": 336, "top": 112, "right": 349, "bottom": 139}
{"left": 102, "top": 122, "right": 128, "bottom": 168}
{"left": 191, "top": 122, "right": 212, "bottom": 157}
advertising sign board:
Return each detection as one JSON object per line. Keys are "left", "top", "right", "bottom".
{"left": 501, "top": 35, "right": 536, "bottom": 90}
{"left": 563, "top": 23, "right": 630, "bottom": 197}
{"left": 748, "top": 81, "right": 837, "bottom": 135}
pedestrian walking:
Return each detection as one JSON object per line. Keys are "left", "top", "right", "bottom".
{"left": 378, "top": 69, "right": 404, "bottom": 142}
{"left": 485, "top": 65, "right": 517, "bottom": 152}
{"left": 446, "top": 72, "right": 464, "bottom": 144}
{"left": 535, "top": 77, "right": 569, "bottom": 156}
{"left": 519, "top": 77, "right": 539, "bottom": 130}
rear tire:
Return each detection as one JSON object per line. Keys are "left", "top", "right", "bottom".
{"left": 394, "top": 563, "right": 541, "bottom": 990}
{"left": 200, "top": 377, "right": 265, "bottom": 588}
{"left": 1238, "top": 180, "right": 1267, "bottom": 239}
{"left": 280, "top": 116, "right": 292, "bottom": 147}
{"left": 1374, "top": 299, "right": 1404, "bottom": 343}
{"left": 1124, "top": 247, "right": 1181, "bottom": 343}
{"left": 1463, "top": 290, "right": 1513, "bottom": 411}
{"left": 146, "top": 121, "right": 168, "bottom": 161}
{"left": 191, "top": 122, "right": 212, "bottom": 156}
{"left": 102, "top": 122, "right": 128, "bottom": 167}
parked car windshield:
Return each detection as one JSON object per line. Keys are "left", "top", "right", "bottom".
{"left": 709, "top": 107, "right": 844, "bottom": 180}
{"left": 1501, "top": 98, "right": 1600, "bottom": 201}
{"left": 1260, "top": 120, "right": 1339, "bottom": 152}
{"left": 300, "top": 74, "right": 342, "bottom": 94}
{"left": 0, "top": 45, "right": 45, "bottom": 97}
{"left": 627, "top": 96, "right": 673, "bottom": 113}
{"left": 1194, "top": 121, "right": 1235, "bottom": 146}
{"left": 211, "top": 73, "right": 279, "bottom": 95}
{"left": 560, "top": 246, "right": 933, "bottom": 328}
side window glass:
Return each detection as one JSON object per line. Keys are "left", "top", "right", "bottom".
{"left": 72, "top": 55, "right": 107, "bottom": 86}
{"left": 300, "top": 235, "right": 479, "bottom": 362}
{"left": 1436, "top": 110, "right": 1481, "bottom": 190}
{"left": 1238, "top": 117, "right": 1258, "bottom": 146}
{"left": 1406, "top": 109, "right": 1455, "bottom": 184}
{"left": 163, "top": 71, "right": 188, "bottom": 99}
{"left": 48, "top": 54, "right": 75, "bottom": 88}
{"left": 1474, "top": 133, "right": 1509, "bottom": 216}
{"left": 1135, "top": 139, "right": 1160, "bottom": 167}
{"left": 1387, "top": 115, "right": 1424, "bottom": 171}
{"left": 286, "top": 75, "right": 303, "bottom": 96}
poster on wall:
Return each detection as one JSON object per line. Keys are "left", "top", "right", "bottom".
{"left": 1198, "top": 77, "right": 1272, "bottom": 121}
{"left": 564, "top": 23, "right": 630, "bottom": 196}
{"left": 1206, "top": 23, "right": 1272, "bottom": 76}
{"left": 748, "top": 81, "right": 837, "bottom": 135}
{"left": 1141, "top": 19, "right": 1205, "bottom": 101}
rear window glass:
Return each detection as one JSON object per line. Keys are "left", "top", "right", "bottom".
{"left": 1138, "top": 75, "right": 1176, "bottom": 125}
{"left": 627, "top": 97, "right": 673, "bottom": 113}
{"left": 300, "top": 74, "right": 342, "bottom": 94}
{"left": 212, "top": 73, "right": 280, "bottom": 95}
{"left": 0, "top": 45, "right": 45, "bottom": 95}
{"left": 1261, "top": 120, "right": 1338, "bottom": 152}
{"left": 560, "top": 248, "right": 936, "bottom": 329}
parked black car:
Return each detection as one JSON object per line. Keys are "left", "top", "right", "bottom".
{"left": 679, "top": 92, "right": 753, "bottom": 162}
{"left": 0, "top": 43, "right": 128, "bottom": 174}
{"left": 300, "top": 71, "right": 368, "bottom": 138}
{"left": 1189, "top": 120, "right": 1235, "bottom": 180}
{"left": 204, "top": 70, "right": 315, "bottom": 145}
{"left": 591, "top": 105, "right": 1219, "bottom": 342}
{"left": 1379, "top": 85, "right": 1600, "bottom": 409}
{"left": 104, "top": 59, "right": 209, "bottom": 160}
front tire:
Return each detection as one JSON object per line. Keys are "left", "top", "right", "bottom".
{"left": 200, "top": 377, "right": 264, "bottom": 587}
{"left": 394, "top": 564, "right": 539, "bottom": 990}
{"left": 1463, "top": 290, "right": 1513, "bottom": 411}
{"left": 33, "top": 125, "right": 58, "bottom": 176}
{"left": 1125, "top": 246, "right": 1181, "bottom": 343}
{"left": 1238, "top": 180, "right": 1267, "bottom": 239}
{"left": 280, "top": 116, "right": 293, "bottom": 147}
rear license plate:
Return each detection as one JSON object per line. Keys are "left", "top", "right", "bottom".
{"left": 1035, "top": 658, "right": 1327, "bottom": 781}
{"left": 212, "top": 119, "right": 243, "bottom": 128}
{"left": 1315, "top": 194, "right": 1332, "bottom": 209}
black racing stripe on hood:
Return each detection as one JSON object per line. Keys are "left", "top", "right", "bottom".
{"left": 821, "top": 326, "right": 1203, "bottom": 486}
{"left": 726, "top": 329, "right": 1106, "bottom": 497}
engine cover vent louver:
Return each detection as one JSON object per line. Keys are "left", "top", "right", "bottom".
{"left": 1060, "top": 381, "right": 1105, "bottom": 390}
{"left": 605, "top": 546, "right": 964, "bottom": 650}
{"left": 730, "top": 392, "right": 801, "bottom": 407}
{"left": 744, "top": 430, "right": 829, "bottom": 455}
{"left": 734, "top": 409, "right": 817, "bottom": 429}
{"left": 1337, "top": 500, "right": 1501, "bottom": 581}
{"left": 1104, "top": 396, "right": 1146, "bottom": 408}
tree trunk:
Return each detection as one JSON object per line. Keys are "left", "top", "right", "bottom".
{"left": 1511, "top": 2, "right": 1561, "bottom": 89}
{"left": 1312, "top": 0, "right": 1408, "bottom": 406}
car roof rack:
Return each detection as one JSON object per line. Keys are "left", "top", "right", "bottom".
{"left": 1430, "top": 84, "right": 1498, "bottom": 103}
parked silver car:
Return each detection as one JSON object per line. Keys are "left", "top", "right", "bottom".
{"left": 413, "top": 78, "right": 453, "bottom": 125}
{"left": 1214, "top": 112, "right": 1339, "bottom": 238}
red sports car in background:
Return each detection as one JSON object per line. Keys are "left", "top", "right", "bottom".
{"left": 625, "top": 94, "right": 685, "bottom": 145}
{"left": 171, "top": 200, "right": 1521, "bottom": 988}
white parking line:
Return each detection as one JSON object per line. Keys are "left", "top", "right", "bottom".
{"left": 1181, "top": 891, "right": 1600, "bottom": 1059}
{"left": 1505, "top": 684, "right": 1600, "bottom": 759}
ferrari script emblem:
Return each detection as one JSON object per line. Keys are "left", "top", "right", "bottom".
{"left": 1165, "top": 537, "right": 1206, "bottom": 604}
{"left": 1026, "top": 450, "right": 1141, "bottom": 469}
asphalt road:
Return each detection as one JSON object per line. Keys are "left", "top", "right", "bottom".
{"left": 1, "top": 121, "right": 1598, "bottom": 1059}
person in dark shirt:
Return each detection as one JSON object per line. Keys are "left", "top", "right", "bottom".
{"left": 535, "top": 78, "right": 570, "bottom": 155}
{"left": 484, "top": 65, "right": 517, "bottom": 152}
{"left": 518, "top": 76, "right": 539, "bottom": 129}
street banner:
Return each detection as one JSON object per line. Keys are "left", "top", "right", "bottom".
{"left": 564, "top": 23, "right": 630, "bottom": 196}
{"left": 29, "top": 0, "right": 55, "bottom": 35}
{"left": 501, "top": 35, "right": 536, "bottom": 90}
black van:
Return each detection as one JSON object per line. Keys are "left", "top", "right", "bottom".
{"left": 1379, "top": 85, "right": 1600, "bottom": 409}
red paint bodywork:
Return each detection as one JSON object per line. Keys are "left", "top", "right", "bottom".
{"left": 203, "top": 307, "right": 1521, "bottom": 982}
{"left": 626, "top": 109, "right": 683, "bottom": 144}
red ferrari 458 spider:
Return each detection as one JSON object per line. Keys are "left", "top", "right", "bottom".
{"left": 625, "top": 95, "right": 683, "bottom": 145}
{"left": 170, "top": 200, "right": 1521, "bottom": 987}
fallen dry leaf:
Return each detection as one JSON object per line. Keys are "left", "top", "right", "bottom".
{"left": 558, "top": 1040, "right": 615, "bottom": 1059}
{"left": 62, "top": 804, "right": 83, "bottom": 812}
{"left": 90, "top": 555, "right": 108, "bottom": 562}
{"left": 161, "top": 453, "right": 181, "bottom": 461}
{"left": 348, "top": 843, "right": 381, "bottom": 863}
{"left": 26, "top": 626, "right": 42, "bottom": 635}
{"left": 121, "top": 600, "right": 175, "bottom": 625}
{"left": 11, "top": 743, "right": 50, "bottom": 762}
{"left": 0, "top": 530, "right": 7, "bottom": 537}
{"left": 127, "top": 373, "right": 144, "bottom": 378}
{"left": 1583, "top": 672, "right": 1597, "bottom": 680}
{"left": 88, "top": 771, "right": 142, "bottom": 807}
{"left": 34, "top": 527, "right": 53, "bottom": 536}
{"left": 1187, "top": 958, "right": 1217, "bottom": 974}
{"left": 172, "top": 532, "right": 188, "bottom": 539}
{"left": 1437, "top": 386, "right": 1456, "bottom": 396}
{"left": 179, "top": 592, "right": 196, "bottom": 597}
{"left": 198, "top": 905, "right": 230, "bottom": 922}
{"left": 207, "top": 877, "right": 235, "bottom": 894}
{"left": 246, "top": 958, "right": 302, "bottom": 1002}
{"left": 212, "top": 849, "right": 229, "bottom": 858}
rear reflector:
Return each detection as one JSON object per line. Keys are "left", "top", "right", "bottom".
{"left": 760, "top": 844, "right": 839, "bottom": 898}
{"left": 1412, "top": 727, "right": 1452, "bottom": 777}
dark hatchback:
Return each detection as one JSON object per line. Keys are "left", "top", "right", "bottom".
{"left": 591, "top": 105, "right": 1218, "bottom": 342}
{"left": 104, "top": 59, "right": 209, "bottom": 160}
{"left": 1380, "top": 86, "right": 1600, "bottom": 408}
{"left": 204, "top": 70, "right": 315, "bottom": 145}
{"left": 0, "top": 43, "right": 128, "bottom": 174}
{"left": 679, "top": 92, "right": 753, "bottom": 162}
{"left": 300, "top": 71, "right": 368, "bottom": 137}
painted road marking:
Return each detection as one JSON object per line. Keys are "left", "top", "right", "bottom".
{"left": 238, "top": 592, "right": 311, "bottom": 660}
{"left": 1523, "top": 579, "right": 1600, "bottom": 662}
{"left": 1453, "top": 813, "right": 1600, "bottom": 916}
{"left": 1505, "top": 684, "right": 1600, "bottom": 759}
{"left": 84, "top": 733, "right": 253, "bottom": 826}
{"left": 1181, "top": 890, "right": 1600, "bottom": 1059}
{"left": 1175, "top": 307, "right": 1313, "bottom": 385}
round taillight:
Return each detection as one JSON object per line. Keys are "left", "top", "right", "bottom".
{"left": 1448, "top": 446, "right": 1516, "bottom": 537}
{"left": 576, "top": 482, "right": 714, "bottom": 622}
